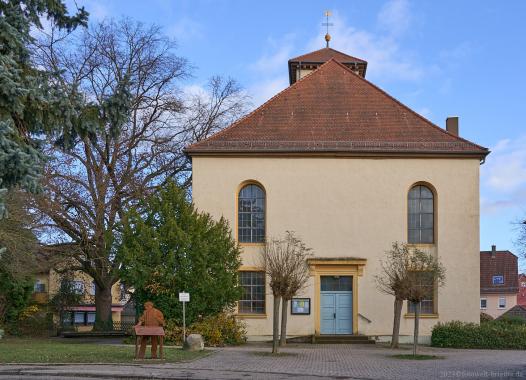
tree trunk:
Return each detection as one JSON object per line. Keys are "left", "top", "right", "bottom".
{"left": 94, "top": 283, "right": 114, "bottom": 331}
{"left": 391, "top": 297, "right": 403, "bottom": 348}
{"left": 280, "top": 298, "right": 289, "bottom": 347}
{"left": 272, "top": 294, "right": 281, "bottom": 354}
{"left": 412, "top": 301, "right": 420, "bottom": 356}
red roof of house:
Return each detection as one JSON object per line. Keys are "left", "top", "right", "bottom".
{"left": 186, "top": 58, "right": 489, "bottom": 157}
{"left": 480, "top": 250, "right": 519, "bottom": 294}
{"left": 288, "top": 47, "right": 367, "bottom": 64}
{"left": 518, "top": 274, "right": 526, "bottom": 306}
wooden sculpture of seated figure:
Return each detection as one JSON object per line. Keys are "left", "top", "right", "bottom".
{"left": 135, "top": 301, "right": 165, "bottom": 359}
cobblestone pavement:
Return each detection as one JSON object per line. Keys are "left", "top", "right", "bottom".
{"left": 1, "top": 343, "right": 525, "bottom": 379}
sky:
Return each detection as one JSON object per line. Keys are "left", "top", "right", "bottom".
{"left": 68, "top": 0, "right": 526, "bottom": 270}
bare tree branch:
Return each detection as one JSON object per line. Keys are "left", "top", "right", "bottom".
{"left": 30, "top": 19, "right": 249, "bottom": 329}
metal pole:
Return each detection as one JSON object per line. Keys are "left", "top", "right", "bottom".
{"left": 182, "top": 301, "right": 186, "bottom": 343}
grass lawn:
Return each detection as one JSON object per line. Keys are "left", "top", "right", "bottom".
{"left": 0, "top": 338, "right": 207, "bottom": 364}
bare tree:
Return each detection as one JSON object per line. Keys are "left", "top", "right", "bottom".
{"left": 279, "top": 235, "right": 311, "bottom": 347}
{"left": 517, "top": 218, "right": 526, "bottom": 260}
{"left": 375, "top": 242, "right": 413, "bottom": 348}
{"left": 260, "top": 232, "right": 312, "bottom": 353}
{"left": 405, "top": 251, "right": 445, "bottom": 356}
{"left": 30, "top": 19, "right": 248, "bottom": 330}
{"left": 376, "top": 242, "right": 445, "bottom": 353}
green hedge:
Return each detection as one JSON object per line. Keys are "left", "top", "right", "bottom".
{"left": 431, "top": 320, "right": 526, "bottom": 349}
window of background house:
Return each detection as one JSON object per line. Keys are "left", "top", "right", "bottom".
{"left": 74, "top": 312, "right": 85, "bottom": 324}
{"left": 87, "top": 312, "right": 96, "bottom": 324}
{"left": 34, "top": 280, "right": 46, "bottom": 293}
{"left": 72, "top": 281, "right": 84, "bottom": 295}
{"left": 492, "top": 275, "right": 504, "bottom": 285}
{"left": 480, "top": 298, "right": 487, "bottom": 309}
{"left": 408, "top": 185, "right": 434, "bottom": 244}
{"left": 498, "top": 297, "right": 506, "bottom": 309}
{"left": 90, "top": 281, "right": 96, "bottom": 296}
{"left": 239, "top": 271, "right": 265, "bottom": 314}
{"left": 119, "top": 283, "right": 127, "bottom": 301}
{"left": 238, "top": 184, "right": 265, "bottom": 243}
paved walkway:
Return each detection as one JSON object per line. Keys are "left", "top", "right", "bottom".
{"left": 1, "top": 343, "right": 525, "bottom": 379}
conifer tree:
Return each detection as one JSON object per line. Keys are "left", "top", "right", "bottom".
{"left": 118, "top": 182, "right": 242, "bottom": 324}
{"left": 0, "top": 0, "right": 88, "bottom": 217}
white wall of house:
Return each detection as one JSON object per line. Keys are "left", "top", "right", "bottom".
{"left": 480, "top": 293, "right": 517, "bottom": 319}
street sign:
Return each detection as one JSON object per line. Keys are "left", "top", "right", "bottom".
{"left": 179, "top": 291, "right": 190, "bottom": 342}
{"left": 179, "top": 292, "right": 190, "bottom": 302}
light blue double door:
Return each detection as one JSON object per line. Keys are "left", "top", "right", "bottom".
{"left": 320, "top": 276, "right": 353, "bottom": 335}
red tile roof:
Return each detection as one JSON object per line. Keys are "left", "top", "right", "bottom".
{"left": 480, "top": 250, "right": 519, "bottom": 294}
{"left": 186, "top": 59, "right": 489, "bottom": 157}
{"left": 288, "top": 47, "right": 367, "bottom": 64}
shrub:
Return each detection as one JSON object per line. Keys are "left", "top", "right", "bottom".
{"left": 6, "top": 305, "right": 53, "bottom": 337}
{"left": 164, "top": 312, "right": 246, "bottom": 347}
{"left": 431, "top": 320, "right": 526, "bottom": 349}
{"left": 497, "top": 315, "right": 526, "bottom": 325}
{"left": 480, "top": 312, "right": 493, "bottom": 323}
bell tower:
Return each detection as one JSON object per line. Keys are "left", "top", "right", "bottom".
{"left": 287, "top": 12, "right": 368, "bottom": 85}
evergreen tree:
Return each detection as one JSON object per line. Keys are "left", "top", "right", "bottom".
{"left": 0, "top": 190, "right": 39, "bottom": 328}
{"left": 0, "top": 0, "right": 89, "bottom": 217}
{"left": 119, "top": 182, "right": 242, "bottom": 324}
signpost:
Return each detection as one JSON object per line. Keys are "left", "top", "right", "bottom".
{"left": 179, "top": 292, "right": 190, "bottom": 341}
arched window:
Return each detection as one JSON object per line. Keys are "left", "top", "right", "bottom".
{"left": 238, "top": 183, "right": 265, "bottom": 243}
{"left": 408, "top": 185, "right": 434, "bottom": 244}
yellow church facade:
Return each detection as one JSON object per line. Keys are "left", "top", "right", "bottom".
{"left": 186, "top": 46, "right": 489, "bottom": 342}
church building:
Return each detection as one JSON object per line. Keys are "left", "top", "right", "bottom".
{"left": 185, "top": 37, "right": 489, "bottom": 341}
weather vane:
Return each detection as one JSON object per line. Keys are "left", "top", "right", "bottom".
{"left": 322, "top": 10, "right": 333, "bottom": 47}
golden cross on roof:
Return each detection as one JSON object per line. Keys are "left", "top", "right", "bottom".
{"left": 322, "top": 10, "right": 333, "bottom": 47}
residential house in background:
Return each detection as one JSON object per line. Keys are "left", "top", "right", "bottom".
{"left": 33, "top": 265, "right": 130, "bottom": 332}
{"left": 480, "top": 246, "right": 519, "bottom": 318}
{"left": 518, "top": 273, "right": 526, "bottom": 306}
{"left": 186, "top": 39, "right": 489, "bottom": 342}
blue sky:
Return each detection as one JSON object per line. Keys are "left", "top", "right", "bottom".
{"left": 69, "top": 0, "right": 526, "bottom": 269}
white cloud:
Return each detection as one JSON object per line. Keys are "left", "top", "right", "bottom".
{"left": 246, "top": 35, "right": 295, "bottom": 106}
{"left": 485, "top": 136, "right": 526, "bottom": 192}
{"left": 87, "top": 1, "right": 109, "bottom": 22}
{"left": 182, "top": 84, "right": 209, "bottom": 99}
{"left": 305, "top": 11, "right": 424, "bottom": 82}
{"left": 168, "top": 17, "right": 204, "bottom": 43}
{"left": 250, "top": 34, "right": 295, "bottom": 75}
{"left": 417, "top": 107, "right": 432, "bottom": 119}
{"left": 481, "top": 135, "right": 526, "bottom": 215}
{"left": 377, "top": 0, "right": 411, "bottom": 36}
{"left": 246, "top": 3, "right": 427, "bottom": 107}
{"left": 248, "top": 77, "right": 289, "bottom": 108}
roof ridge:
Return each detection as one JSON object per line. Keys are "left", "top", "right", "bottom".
{"left": 481, "top": 250, "right": 518, "bottom": 258}
{"left": 327, "top": 58, "right": 488, "bottom": 152}
{"left": 288, "top": 47, "right": 366, "bottom": 63}
{"left": 186, "top": 60, "right": 334, "bottom": 151}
